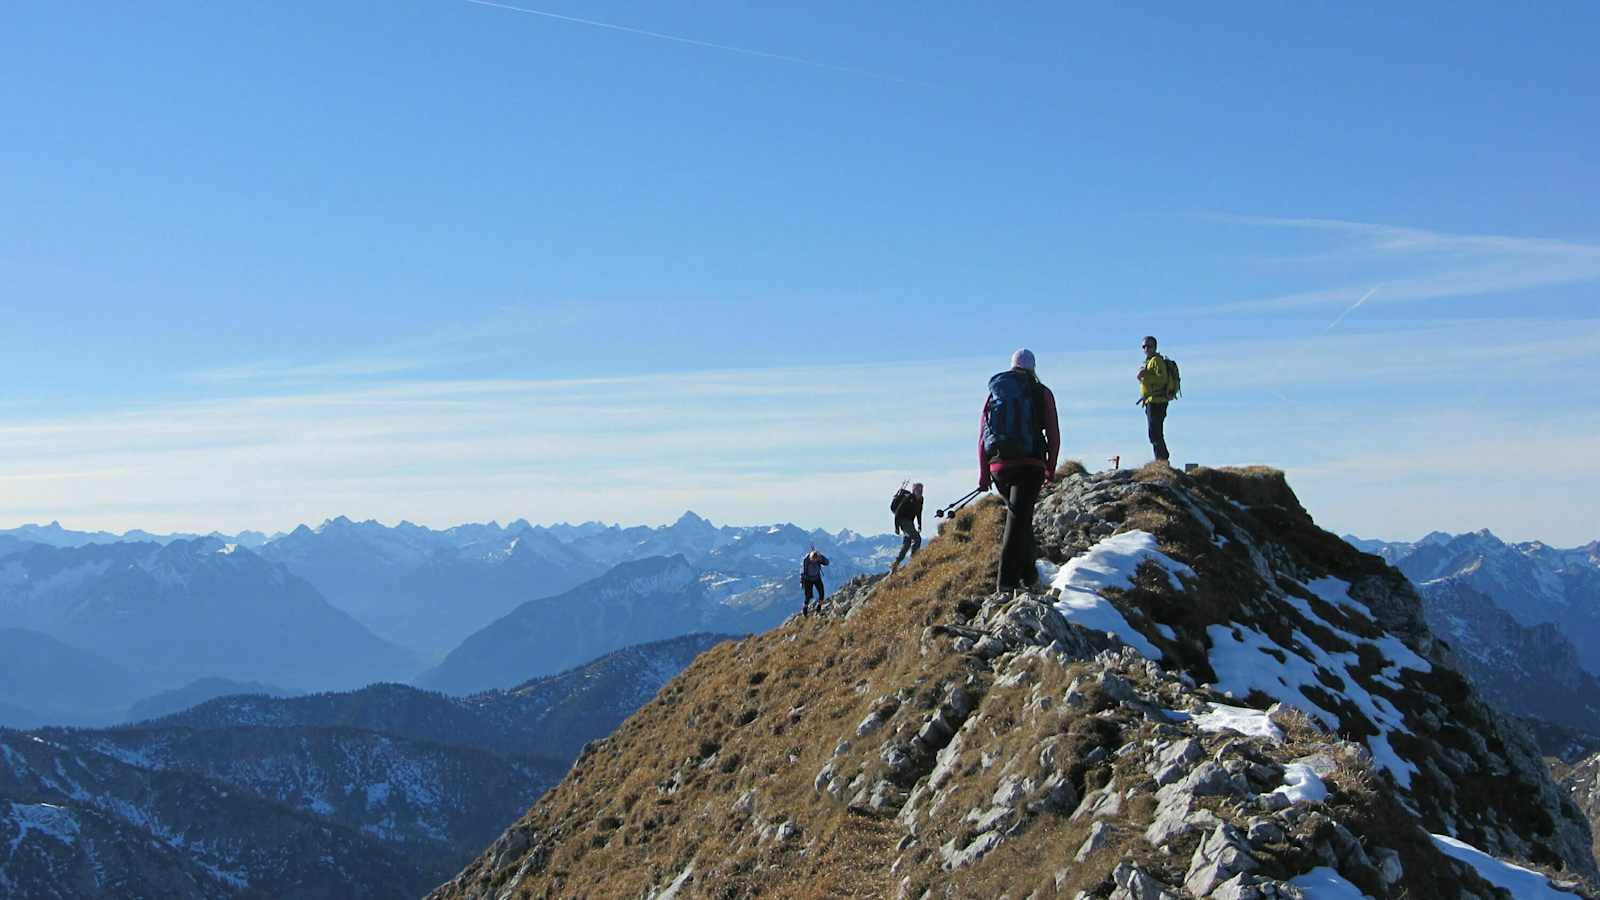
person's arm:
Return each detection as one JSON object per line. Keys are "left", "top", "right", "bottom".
{"left": 977, "top": 400, "right": 992, "bottom": 490}
{"left": 1041, "top": 385, "right": 1062, "bottom": 479}
{"left": 917, "top": 498, "right": 923, "bottom": 531}
{"left": 820, "top": 554, "right": 830, "bottom": 566}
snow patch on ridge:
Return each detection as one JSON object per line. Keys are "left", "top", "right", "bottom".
{"left": 1188, "top": 702, "right": 1284, "bottom": 741}
{"left": 1039, "top": 530, "right": 1192, "bottom": 661}
{"left": 1271, "top": 763, "right": 1328, "bottom": 805}
{"left": 1300, "top": 576, "right": 1376, "bottom": 622}
{"left": 1429, "top": 834, "right": 1579, "bottom": 899}
{"left": 1206, "top": 621, "right": 1424, "bottom": 787}
{"left": 1286, "top": 867, "right": 1372, "bottom": 899}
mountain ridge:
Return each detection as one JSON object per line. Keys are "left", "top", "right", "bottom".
{"left": 428, "top": 465, "right": 1597, "bottom": 899}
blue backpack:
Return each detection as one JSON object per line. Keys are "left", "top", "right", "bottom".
{"left": 983, "top": 370, "right": 1044, "bottom": 460}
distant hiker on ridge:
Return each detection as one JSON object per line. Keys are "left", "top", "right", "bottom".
{"left": 979, "top": 349, "right": 1061, "bottom": 591}
{"left": 1136, "top": 335, "right": 1176, "bottom": 463}
{"left": 800, "top": 547, "right": 830, "bottom": 616}
{"left": 890, "top": 482, "right": 924, "bottom": 574}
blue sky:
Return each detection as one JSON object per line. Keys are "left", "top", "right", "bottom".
{"left": 1, "top": 2, "right": 1596, "bottom": 543}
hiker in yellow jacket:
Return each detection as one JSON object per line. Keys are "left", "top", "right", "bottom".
{"left": 1136, "top": 335, "right": 1173, "bottom": 462}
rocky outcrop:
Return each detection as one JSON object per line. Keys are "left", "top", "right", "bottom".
{"left": 427, "top": 466, "right": 1598, "bottom": 899}
{"left": 1556, "top": 752, "right": 1600, "bottom": 864}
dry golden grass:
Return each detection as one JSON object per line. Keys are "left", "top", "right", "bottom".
{"left": 1187, "top": 465, "right": 1305, "bottom": 514}
{"left": 1132, "top": 460, "right": 1181, "bottom": 484}
{"left": 446, "top": 500, "right": 1013, "bottom": 899}
{"left": 1056, "top": 458, "right": 1089, "bottom": 479}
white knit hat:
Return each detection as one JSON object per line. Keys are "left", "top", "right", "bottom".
{"left": 1011, "top": 348, "right": 1036, "bottom": 371}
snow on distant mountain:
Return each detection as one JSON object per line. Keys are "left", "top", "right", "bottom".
{"left": 1346, "top": 530, "right": 1600, "bottom": 754}
{"left": 0, "top": 539, "right": 416, "bottom": 695}
{"left": 1348, "top": 531, "right": 1600, "bottom": 676}
{"left": 0, "top": 634, "right": 730, "bottom": 898}
{"left": 0, "top": 510, "right": 896, "bottom": 726}
{"left": 38, "top": 724, "right": 559, "bottom": 877}
{"left": 418, "top": 556, "right": 765, "bottom": 695}
{"left": 1419, "top": 581, "right": 1600, "bottom": 737}
{"left": 0, "top": 728, "right": 428, "bottom": 899}
{"left": 249, "top": 511, "right": 896, "bottom": 663}
{"left": 258, "top": 517, "right": 605, "bottom": 661}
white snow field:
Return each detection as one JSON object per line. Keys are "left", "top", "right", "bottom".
{"left": 1038, "top": 530, "right": 1194, "bottom": 660}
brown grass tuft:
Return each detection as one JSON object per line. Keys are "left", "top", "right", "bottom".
{"left": 1188, "top": 465, "right": 1307, "bottom": 515}
{"left": 1132, "top": 461, "right": 1181, "bottom": 484}
{"left": 1056, "top": 459, "right": 1089, "bottom": 479}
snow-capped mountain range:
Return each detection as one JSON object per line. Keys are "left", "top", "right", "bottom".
{"left": 0, "top": 512, "right": 899, "bottom": 727}
{"left": 1349, "top": 530, "right": 1600, "bottom": 661}
{"left": 256, "top": 510, "right": 897, "bottom": 660}
{"left": 1347, "top": 529, "right": 1600, "bottom": 748}
{"left": 0, "top": 538, "right": 417, "bottom": 697}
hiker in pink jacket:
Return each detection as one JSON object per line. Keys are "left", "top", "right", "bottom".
{"left": 978, "top": 349, "right": 1061, "bottom": 591}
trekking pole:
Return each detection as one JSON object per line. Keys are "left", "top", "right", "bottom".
{"left": 935, "top": 487, "right": 984, "bottom": 519}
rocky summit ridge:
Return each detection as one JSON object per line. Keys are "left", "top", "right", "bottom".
{"left": 428, "top": 465, "right": 1597, "bottom": 899}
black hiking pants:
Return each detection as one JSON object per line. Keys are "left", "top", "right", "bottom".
{"left": 1146, "top": 401, "right": 1170, "bottom": 462}
{"left": 894, "top": 522, "right": 921, "bottom": 565}
{"left": 802, "top": 577, "right": 824, "bottom": 614}
{"left": 994, "top": 466, "right": 1046, "bottom": 591}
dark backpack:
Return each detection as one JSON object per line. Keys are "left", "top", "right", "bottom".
{"left": 1162, "top": 355, "right": 1181, "bottom": 400}
{"left": 982, "top": 370, "right": 1045, "bottom": 460}
{"left": 890, "top": 487, "right": 912, "bottom": 514}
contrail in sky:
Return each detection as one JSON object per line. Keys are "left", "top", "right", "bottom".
{"left": 1324, "top": 286, "right": 1380, "bottom": 332}
{"left": 461, "top": 0, "right": 923, "bottom": 85}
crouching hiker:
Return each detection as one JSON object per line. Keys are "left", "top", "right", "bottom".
{"left": 890, "top": 482, "right": 924, "bottom": 574}
{"left": 800, "top": 547, "right": 829, "bottom": 615}
{"left": 979, "top": 349, "right": 1061, "bottom": 592}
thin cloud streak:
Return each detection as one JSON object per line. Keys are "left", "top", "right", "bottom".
{"left": 1325, "top": 286, "right": 1379, "bottom": 332}
{"left": 1199, "top": 214, "right": 1600, "bottom": 313}
{"left": 461, "top": 0, "right": 927, "bottom": 86}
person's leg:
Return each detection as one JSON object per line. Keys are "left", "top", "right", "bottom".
{"left": 802, "top": 579, "right": 815, "bottom": 615}
{"left": 1146, "top": 402, "right": 1170, "bottom": 461}
{"left": 997, "top": 470, "right": 1044, "bottom": 590}
{"left": 1155, "top": 402, "right": 1170, "bottom": 461}
{"left": 1006, "top": 469, "right": 1045, "bottom": 589}
{"left": 908, "top": 526, "right": 922, "bottom": 558}
{"left": 895, "top": 531, "right": 914, "bottom": 566}
{"left": 996, "top": 472, "right": 1016, "bottom": 590}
